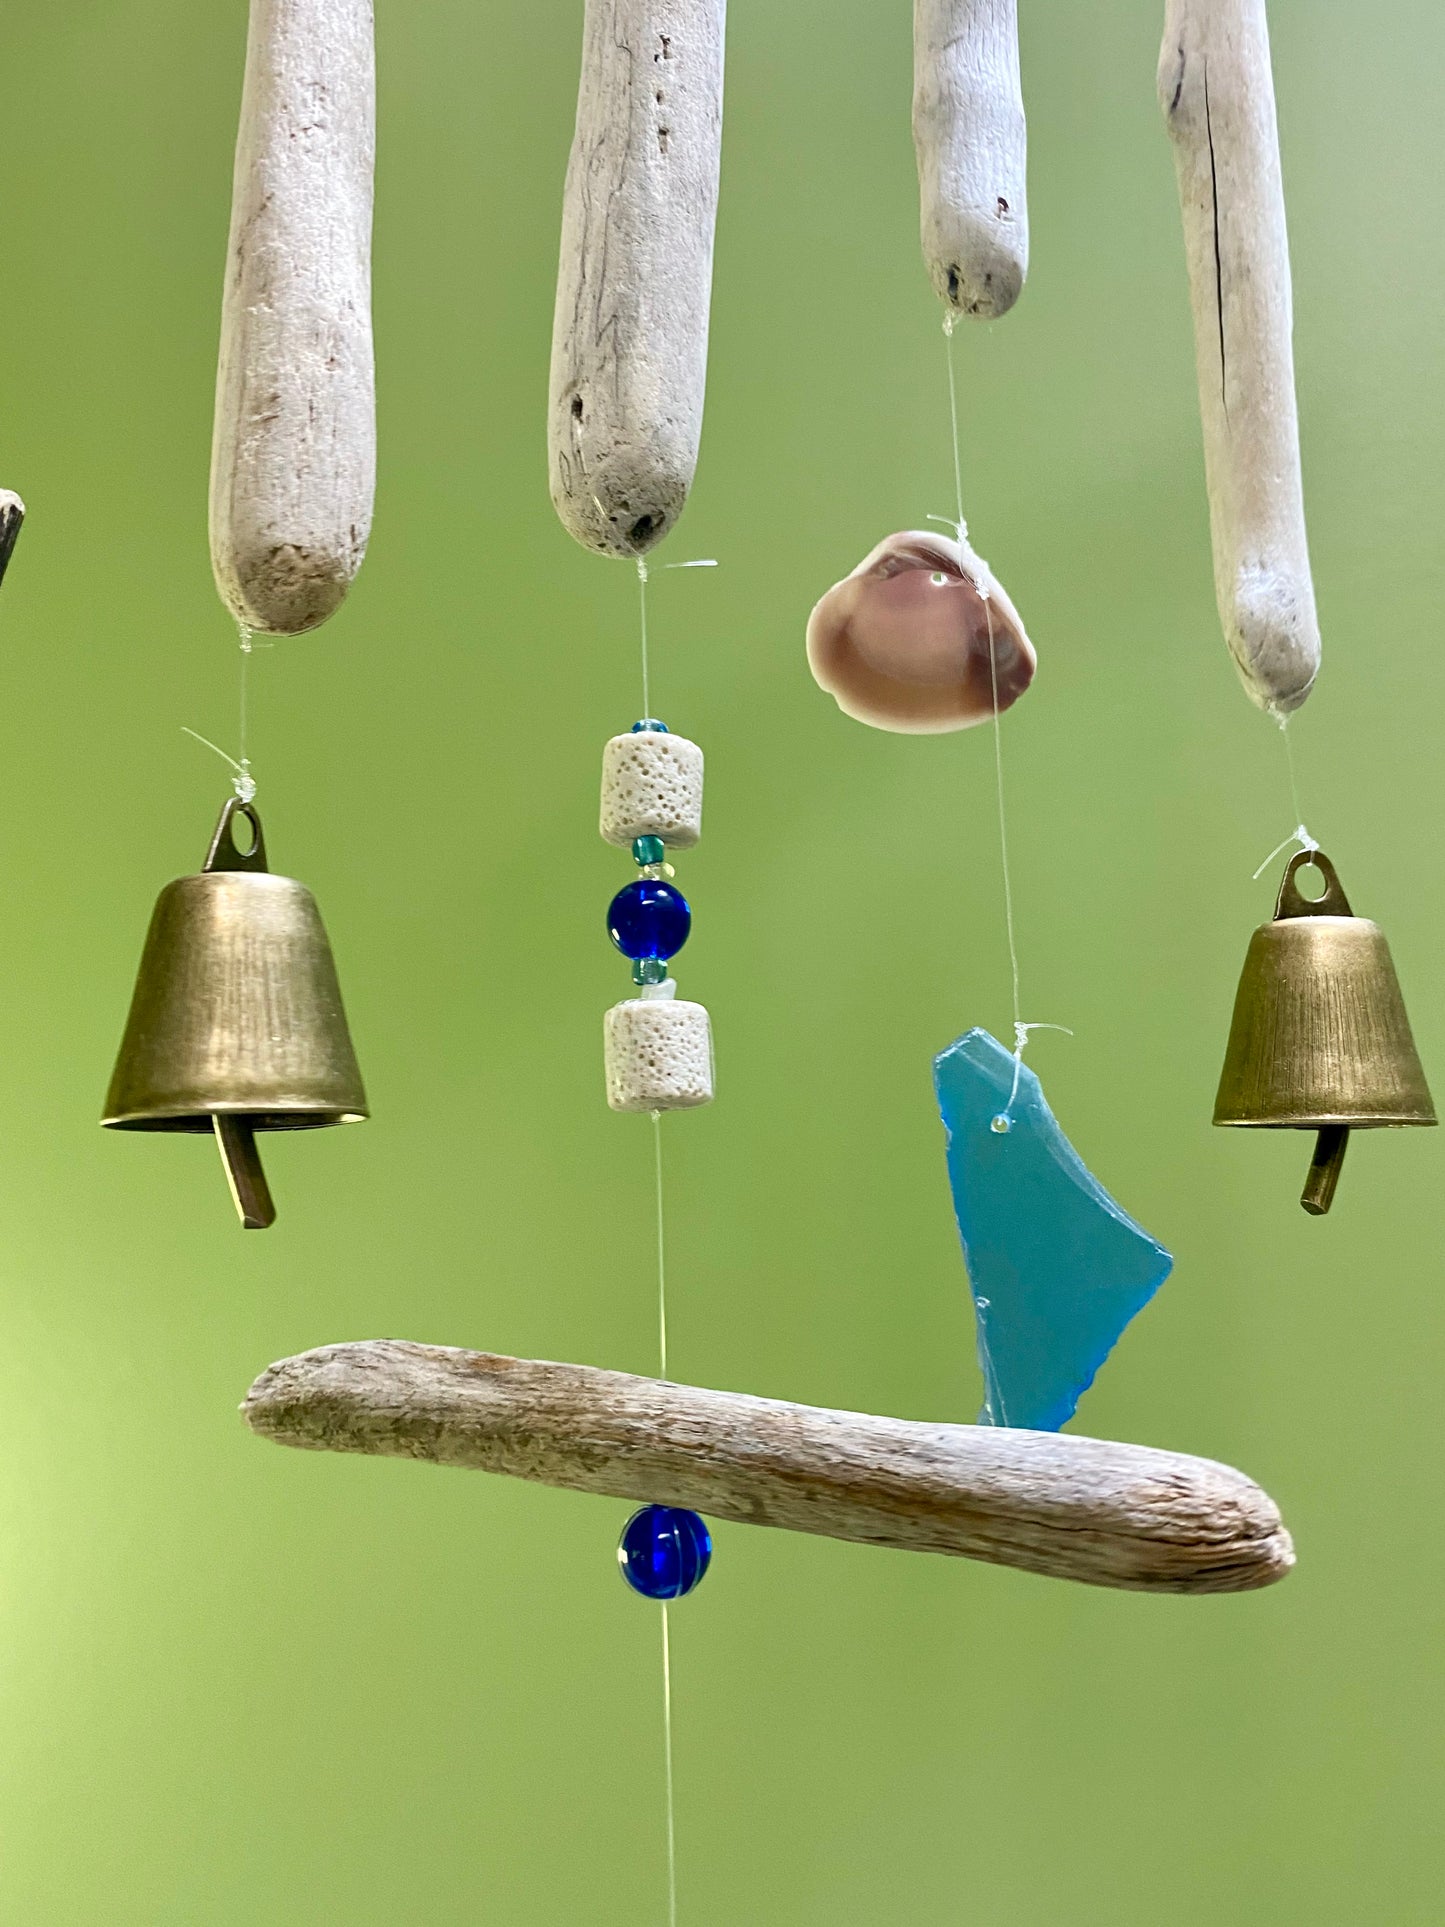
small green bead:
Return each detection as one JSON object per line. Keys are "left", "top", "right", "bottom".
{"left": 632, "top": 957, "right": 668, "bottom": 987}
{"left": 632, "top": 836, "right": 666, "bottom": 865}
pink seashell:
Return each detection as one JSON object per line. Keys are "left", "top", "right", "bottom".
{"left": 806, "top": 530, "right": 1036, "bottom": 733}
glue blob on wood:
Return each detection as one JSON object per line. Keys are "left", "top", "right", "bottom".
{"left": 914, "top": 0, "right": 1028, "bottom": 317}
{"left": 1159, "top": 0, "right": 1320, "bottom": 712}
{"left": 807, "top": 530, "right": 1034, "bottom": 732}
{"left": 548, "top": 0, "right": 726, "bottom": 558}
{"left": 210, "top": 0, "right": 376, "bottom": 636}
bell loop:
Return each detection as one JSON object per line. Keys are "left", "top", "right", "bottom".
{"left": 204, "top": 797, "right": 269, "bottom": 875}
{"left": 1274, "top": 846, "right": 1351, "bottom": 921}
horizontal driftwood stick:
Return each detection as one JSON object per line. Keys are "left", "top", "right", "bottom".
{"left": 243, "top": 1341, "right": 1294, "bottom": 1596}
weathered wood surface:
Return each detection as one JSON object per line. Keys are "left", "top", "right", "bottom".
{"left": 0, "top": 491, "right": 24, "bottom": 590}
{"left": 914, "top": 0, "right": 1028, "bottom": 318}
{"left": 210, "top": 0, "right": 376, "bottom": 635}
{"left": 548, "top": 0, "right": 725, "bottom": 558}
{"left": 243, "top": 1340, "right": 1294, "bottom": 1596}
{"left": 1159, "top": 0, "right": 1320, "bottom": 713}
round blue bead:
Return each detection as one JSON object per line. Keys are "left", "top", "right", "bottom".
{"left": 618, "top": 1506, "right": 712, "bottom": 1599}
{"left": 631, "top": 718, "right": 669, "bottom": 734}
{"left": 607, "top": 879, "right": 691, "bottom": 961}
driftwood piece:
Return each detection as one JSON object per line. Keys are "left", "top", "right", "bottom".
{"left": 210, "top": 0, "right": 376, "bottom": 636}
{"left": 914, "top": 0, "right": 1028, "bottom": 318}
{"left": 0, "top": 491, "right": 24, "bottom": 590}
{"left": 547, "top": 0, "right": 726, "bottom": 559}
{"left": 1159, "top": 0, "right": 1320, "bottom": 713}
{"left": 243, "top": 1341, "right": 1295, "bottom": 1596}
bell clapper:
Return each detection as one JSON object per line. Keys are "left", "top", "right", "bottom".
{"left": 1301, "top": 1124, "right": 1349, "bottom": 1217}
{"left": 213, "top": 1116, "right": 276, "bottom": 1231}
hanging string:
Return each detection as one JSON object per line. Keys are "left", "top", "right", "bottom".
{"left": 653, "top": 1111, "right": 668, "bottom": 1379}
{"left": 631, "top": 554, "right": 718, "bottom": 1927}
{"left": 942, "top": 318, "right": 1064, "bottom": 1128}
{"left": 983, "top": 597, "right": 1022, "bottom": 1040}
{"left": 186, "top": 621, "right": 262, "bottom": 803}
{"left": 236, "top": 622, "right": 256, "bottom": 799}
{"left": 1249, "top": 716, "right": 1318, "bottom": 879}
{"left": 638, "top": 558, "right": 652, "bottom": 719}
{"left": 660, "top": 1583, "right": 678, "bottom": 1927}
{"left": 650, "top": 1106, "right": 678, "bottom": 1927}
{"left": 638, "top": 555, "right": 719, "bottom": 721}
{"left": 181, "top": 726, "right": 255, "bottom": 803}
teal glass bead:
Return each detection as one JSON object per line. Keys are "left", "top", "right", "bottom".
{"left": 632, "top": 835, "right": 666, "bottom": 866}
{"left": 631, "top": 718, "right": 669, "bottom": 733}
{"left": 632, "top": 957, "right": 668, "bottom": 986}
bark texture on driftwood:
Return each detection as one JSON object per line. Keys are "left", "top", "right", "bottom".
{"left": 914, "top": 0, "right": 1028, "bottom": 318}
{"left": 243, "top": 1341, "right": 1294, "bottom": 1596}
{"left": 210, "top": 0, "right": 376, "bottom": 636}
{"left": 1159, "top": 0, "right": 1320, "bottom": 713}
{"left": 0, "top": 491, "right": 25, "bottom": 590}
{"left": 548, "top": 0, "right": 725, "bottom": 558}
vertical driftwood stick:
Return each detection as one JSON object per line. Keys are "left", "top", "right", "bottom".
{"left": 0, "top": 492, "right": 25, "bottom": 591}
{"left": 548, "top": 0, "right": 726, "bottom": 559}
{"left": 210, "top": 0, "right": 376, "bottom": 636}
{"left": 914, "top": 0, "right": 1028, "bottom": 318}
{"left": 1159, "top": 0, "right": 1320, "bottom": 713}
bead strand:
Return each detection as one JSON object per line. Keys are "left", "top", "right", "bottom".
{"left": 599, "top": 718, "right": 715, "bottom": 1114}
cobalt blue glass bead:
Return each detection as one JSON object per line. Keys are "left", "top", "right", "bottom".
{"left": 618, "top": 1506, "right": 712, "bottom": 1600}
{"left": 608, "top": 879, "right": 691, "bottom": 961}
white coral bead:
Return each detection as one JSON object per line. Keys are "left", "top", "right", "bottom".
{"left": 600, "top": 731, "right": 703, "bottom": 849}
{"left": 604, "top": 998, "right": 714, "bottom": 1113}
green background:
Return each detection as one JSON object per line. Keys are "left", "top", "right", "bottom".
{"left": 0, "top": 1, "right": 1440, "bottom": 1920}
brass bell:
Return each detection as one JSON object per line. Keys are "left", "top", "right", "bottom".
{"left": 102, "top": 797, "right": 368, "bottom": 1229}
{"left": 1214, "top": 847, "right": 1434, "bottom": 1215}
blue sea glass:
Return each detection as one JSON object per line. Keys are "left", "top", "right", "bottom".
{"left": 933, "top": 1028, "right": 1172, "bottom": 1432}
{"left": 608, "top": 879, "right": 691, "bottom": 961}
{"left": 618, "top": 1506, "right": 712, "bottom": 1599}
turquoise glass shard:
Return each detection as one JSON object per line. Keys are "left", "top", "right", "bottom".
{"left": 933, "top": 1029, "right": 1172, "bottom": 1432}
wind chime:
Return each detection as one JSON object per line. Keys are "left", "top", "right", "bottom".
{"left": 1157, "top": 0, "right": 1434, "bottom": 1210}
{"left": 238, "top": 15, "right": 1303, "bottom": 1925}
{"left": 807, "top": 0, "right": 1176, "bottom": 1431}
{"left": 102, "top": 0, "right": 376, "bottom": 1229}
{"left": 547, "top": 0, "right": 727, "bottom": 1624}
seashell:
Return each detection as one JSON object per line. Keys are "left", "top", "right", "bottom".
{"left": 806, "top": 529, "right": 1035, "bottom": 733}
